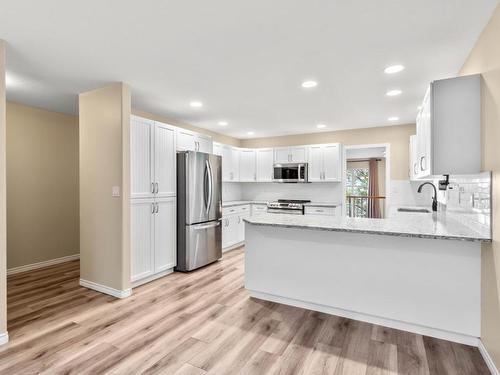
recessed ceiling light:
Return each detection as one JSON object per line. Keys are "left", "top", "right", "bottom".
{"left": 386, "top": 89, "right": 402, "bottom": 97}
{"left": 189, "top": 101, "right": 203, "bottom": 108}
{"left": 388, "top": 116, "right": 399, "bottom": 121}
{"left": 246, "top": 131, "right": 254, "bottom": 136}
{"left": 218, "top": 121, "right": 228, "bottom": 126}
{"left": 384, "top": 65, "right": 405, "bottom": 74}
{"left": 301, "top": 80, "right": 318, "bottom": 88}
{"left": 316, "top": 124, "right": 327, "bottom": 129}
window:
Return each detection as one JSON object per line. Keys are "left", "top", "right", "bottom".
{"left": 346, "top": 167, "right": 369, "bottom": 217}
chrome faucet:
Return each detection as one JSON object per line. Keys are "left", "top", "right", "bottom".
{"left": 417, "top": 182, "right": 438, "bottom": 212}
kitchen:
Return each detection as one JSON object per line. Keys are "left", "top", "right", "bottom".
{"left": 0, "top": 1, "right": 499, "bottom": 374}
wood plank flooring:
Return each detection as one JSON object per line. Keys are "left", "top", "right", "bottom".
{"left": 1, "top": 248, "right": 489, "bottom": 374}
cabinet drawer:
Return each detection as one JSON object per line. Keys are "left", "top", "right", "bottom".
{"left": 304, "top": 206, "right": 336, "bottom": 216}
{"left": 222, "top": 204, "right": 250, "bottom": 216}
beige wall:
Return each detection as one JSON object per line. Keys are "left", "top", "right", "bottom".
{"left": 132, "top": 109, "right": 240, "bottom": 147}
{"left": 6, "top": 102, "right": 79, "bottom": 269}
{"left": 79, "top": 83, "right": 131, "bottom": 292}
{"left": 0, "top": 40, "right": 7, "bottom": 336}
{"left": 240, "top": 124, "right": 415, "bottom": 180}
{"left": 460, "top": 4, "right": 500, "bottom": 368}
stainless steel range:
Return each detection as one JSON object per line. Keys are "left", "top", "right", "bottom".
{"left": 267, "top": 199, "right": 311, "bottom": 214}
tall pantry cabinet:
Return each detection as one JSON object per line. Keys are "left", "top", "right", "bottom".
{"left": 130, "top": 115, "right": 177, "bottom": 285}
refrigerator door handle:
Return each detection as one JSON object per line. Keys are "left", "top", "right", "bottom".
{"left": 206, "top": 159, "right": 213, "bottom": 215}
{"left": 193, "top": 220, "right": 221, "bottom": 230}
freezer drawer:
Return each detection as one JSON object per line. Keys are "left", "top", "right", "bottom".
{"left": 176, "top": 220, "right": 222, "bottom": 272}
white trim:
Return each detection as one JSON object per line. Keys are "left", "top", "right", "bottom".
{"left": 7, "top": 254, "right": 80, "bottom": 275}
{"left": 0, "top": 332, "right": 9, "bottom": 346}
{"left": 249, "top": 290, "right": 479, "bottom": 347}
{"left": 132, "top": 268, "right": 174, "bottom": 288}
{"left": 79, "top": 279, "right": 132, "bottom": 299}
{"left": 479, "top": 340, "right": 500, "bottom": 375}
{"left": 223, "top": 242, "right": 244, "bottom": 253}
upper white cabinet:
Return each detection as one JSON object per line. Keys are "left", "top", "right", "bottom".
{"left": 409, "top": 135, "right": 418, "bottom": 180}
{"left": 213, "top": 142, "right": 223, "bottom": 156}
{"left": 239, "top": 149, "right": 257, "bottom": 182}
{"left": 256, "top": 148, "right": 274, "bottom": 182}
{"left": 221, "top": 145, "right": 240, "bottom": 182}
{"left": 307, "top": 143, "right": 342, "bottom": 182}
{"left": 414, "top": 74, "right": 481, "bottom": 178}
{"left": 176, "top": 128, "right": 213, "bottom": 153}
{"left": 131, "top": 116, "right": 176, "bottom": 198}
{"left": 274, "top": 146, "right": 307, "bottom": 163}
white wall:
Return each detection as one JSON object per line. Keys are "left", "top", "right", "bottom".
{"left": 240, "top": 182, "right": 343, "bottom": 203}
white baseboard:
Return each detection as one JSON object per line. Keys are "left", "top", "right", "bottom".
{"left": 132, "top": 268, "right": 174, "bottom": 288}
{"left": 223, "top": 242, "right": 244, "bottom": 253}
{"left": 79, "top": 279, "right": 132, "bottom": 299}
{"left": 479, "top": 340, "right": 500, "bottom": 375}
{"left": 7, "top": 254, "right": 80, "bottom": 276}
{"left": 0, "top": 332, "right": 9, "bottom": 346}
{"left": 249, "top": 290, "right": 479, "bottom": 347}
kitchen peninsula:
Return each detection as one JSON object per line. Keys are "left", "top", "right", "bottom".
{"left": 244, "top": 211, "right": 490, "bottom": 346}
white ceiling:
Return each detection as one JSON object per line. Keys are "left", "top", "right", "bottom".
{"left": 0, "top": 0, "right": 497, "bottom": 139}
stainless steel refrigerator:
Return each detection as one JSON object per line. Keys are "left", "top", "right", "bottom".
{"left": 176, "top": 151, "right": 222, "bottom": 271}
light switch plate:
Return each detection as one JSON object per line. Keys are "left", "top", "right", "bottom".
{"left": 112, "top": 186, "right": 120, "bottom": 197}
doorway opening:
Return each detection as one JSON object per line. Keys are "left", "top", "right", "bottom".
{"left": 344, "top": 144, "right": 390, "bottom": 218}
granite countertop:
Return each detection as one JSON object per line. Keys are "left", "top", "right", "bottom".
{"left": 244, "top": 211, "right": 491, "bottom": 242}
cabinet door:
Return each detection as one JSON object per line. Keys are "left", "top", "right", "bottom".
{"left": 222, "top": 217, "right": 231, "bottom": 249}
{"left": 409, "top": 135, "right": 418, "bottom": 180}
{"left": 154, "top": 197, "right": 176, "bottom": 272}
{"left": 274, "top": 147, "right": 290, "bottom": 163}
{"left": 239, "top": 149, "right": 257, "bottom": 182}
{"left": 237, "top": 213, "right": 249, "bottom": 243}
{"left": 131, "top": 116, "right": 154, "bottom": 198}
{"left": 221, "top": 145, "right": 233, "bottom": 181}
{"left": 307, "top": 145, "right": 323, "bottom": 182}
{"left": 213, "top": 142, "right": 222, "bottom": 156}
{"left": 420, "top": 89, "right": 432, "bottom": 177}
{"left": 154, "top": 122, "right": 176, "bottom": 197}
{"left": 131, "top": 199, "right": 154, "bottom": 282}
{"left": 177, "top": 129, "right": 196, "bottom": 151}
{"left": 256, "top": 149, "right": 274, "bottom": 182}
{"left": 323, "top": 144, "right": 341, "bottom": 182}
{"left": 290, "top": 146, "right": 307, "bottom": 162}
{"left": 230, "top": 148, "right": 240, "bottom": 181}
{"left": 196, "top": 135, "right": 213, "bottom": 153}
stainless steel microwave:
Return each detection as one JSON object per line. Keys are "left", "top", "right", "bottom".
{"left": 273, "top": 163, "right": 308, "bottom": 183}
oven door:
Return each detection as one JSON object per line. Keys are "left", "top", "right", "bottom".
{"left": 273, "top": 163, "right": 308, "bottom": 183}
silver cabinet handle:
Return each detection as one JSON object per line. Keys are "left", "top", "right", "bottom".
{"left": 152, "top": 203, "right": 155, "bottom": 214}
{"left": 413, "top": 163, "right": 418, "bottom": 175}
{"left": 420, "top": 156, "right": 426, "bottom": 171}
{"left": 238, "top": 216, "right": 241, "bottom": 224}
{"left": 151, "top": 182, "right": 155, "bottom": 194}
{"left": 156, "top": 203, "right": 159, "bottom": 213}
{"left": 155, "top": 182, "right": 159, "bottom": 194}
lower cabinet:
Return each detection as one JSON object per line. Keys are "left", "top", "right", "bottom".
{"left": 222, "top": 204, "right": 250, "bottom": 251}
{"left": 131, "top": 197, "right": 176, "bottom": 284}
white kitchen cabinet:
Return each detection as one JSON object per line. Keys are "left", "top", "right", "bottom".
{"left": 176, "top": 128, "right": 213, "bottom": 153}
{"left": 154, "top": 197, "right": 176, "bottom": 272}
{"left": 213, "top": 142, "right": 222, "bottom": 156}
{"left": 131, "top": 116, "right": 154, "bottom": 198}
{"left": 251, "top": 203, "right": 268, "bottom": 215}
{"left": 154, "top": 123, "right": 176, "bottom": 197}
{"left": 221, "top": 145, "right": 240, "bottom": 182}
{"left": 304, "top": 206, "right": 336, "bottom": 216}
{"left": 414, "top": 74, "right": 481, "bottom": 178}
{"left": 131, "top": 116, "right": 176, "bottom": 198}
{"left": 239, "top": 149, "right": 257, "bottom": 182}
{"left": 222, "top": 204, "right": 250, "bottom": 250}
{"left": 237, "top": 211, "right": 250, "bottom": 243}
{"left": 131, "top": 199, "right": 154, "bottom": 282}
{"left": 256, "top": 148, "right": 274, "bottom": 182}
{"left": 307, "top": 143, "right": 342, "bottom": 182}
{"left": 131, "top": 116, "right": 177, "bottom": 285}
{"left": 409, "top": 135, "right": 418, "bottom": 180}
{"left": 274, "top": 146, "right": 307, "bottom": 163}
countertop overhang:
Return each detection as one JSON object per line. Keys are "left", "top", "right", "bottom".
{"left": 244, "top": 212, "right": 491, "bottom": 242}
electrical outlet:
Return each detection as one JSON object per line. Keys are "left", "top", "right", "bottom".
{"left": 112, "top": 186, "right": 120, "bottom": 197}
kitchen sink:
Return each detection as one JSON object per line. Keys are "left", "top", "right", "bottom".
{"left": 397, "top": 207, "right": 431, "bottom": 213}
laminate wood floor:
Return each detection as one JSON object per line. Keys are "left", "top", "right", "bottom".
{"left": 1, "top": 248, "right": 489, "bottom": 374}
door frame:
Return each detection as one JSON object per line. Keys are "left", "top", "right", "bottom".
{"left": 343, "top": 143, "right": 391, "bottom": 217}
